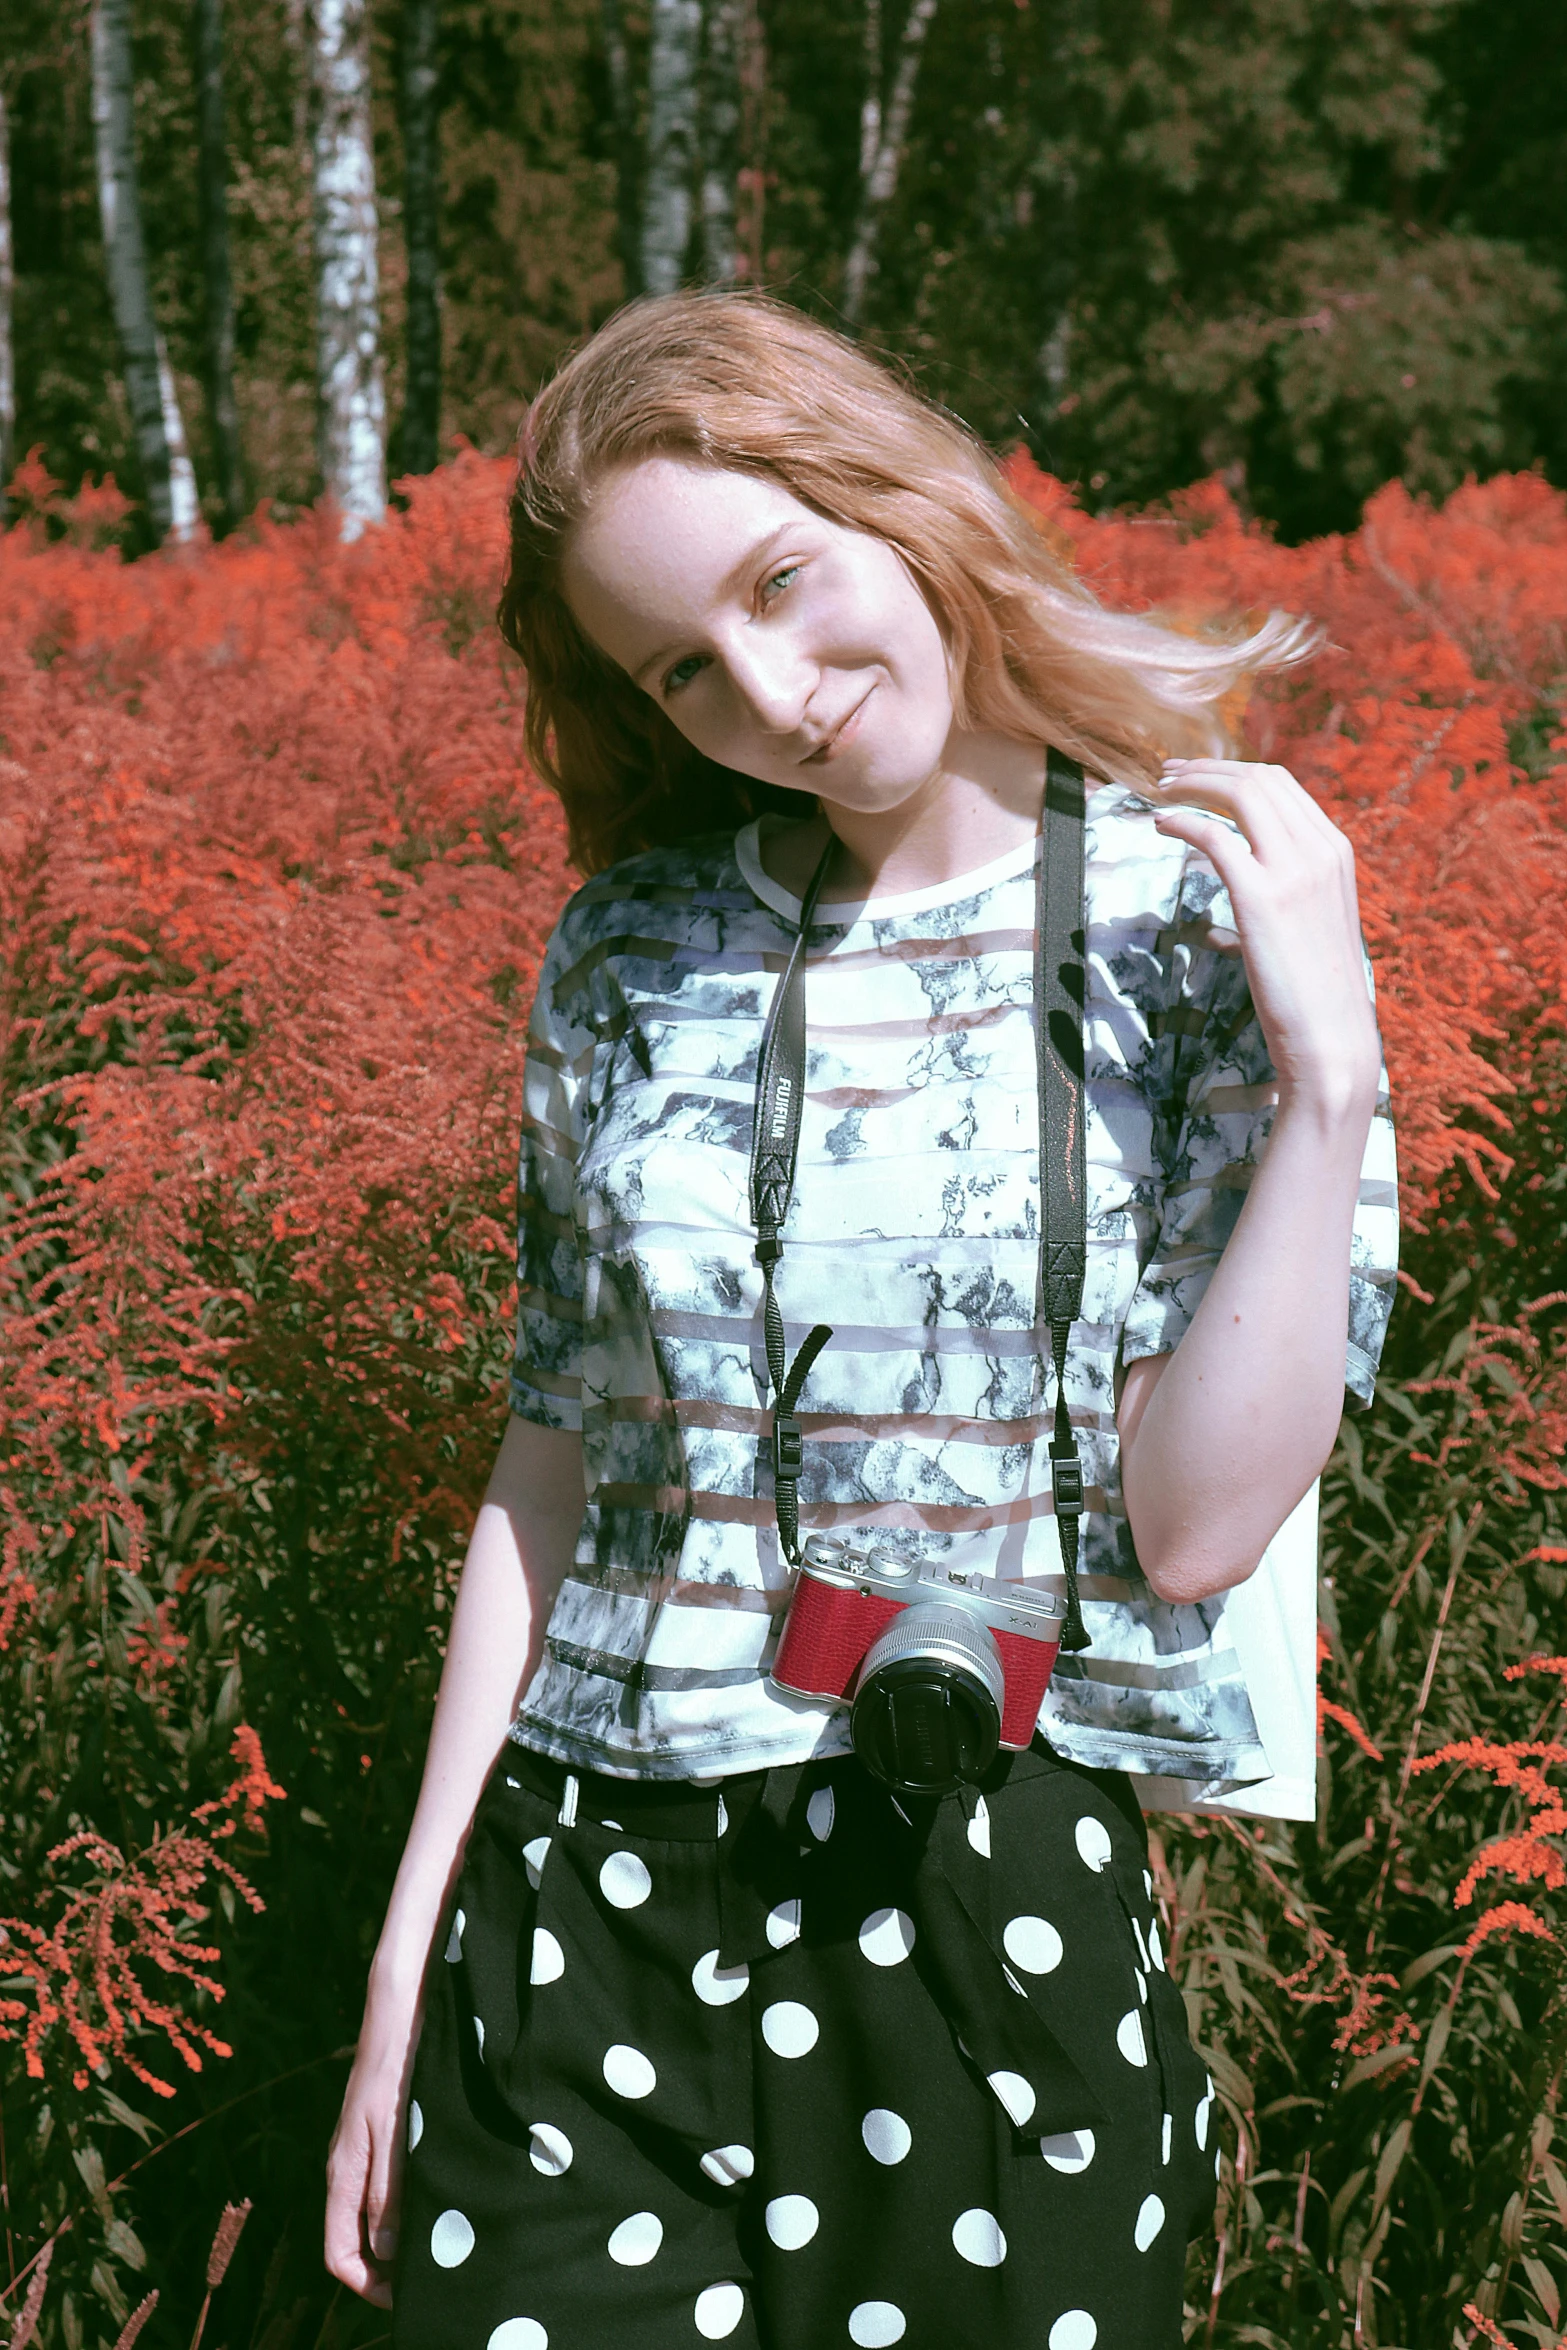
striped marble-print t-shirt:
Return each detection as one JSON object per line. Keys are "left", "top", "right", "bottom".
{"left": 505, "top": 784, "right": 1399, "bottom": 1784}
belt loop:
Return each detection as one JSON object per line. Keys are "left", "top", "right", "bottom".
{"left": 558, "top": 1771, "right": 579, "bottom": 1828}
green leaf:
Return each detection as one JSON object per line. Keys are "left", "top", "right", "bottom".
{"left": 1373, "top": 2117, "right": 1412, "bottom": 2215}
{"left": 1343, "top": 2041, "right": 1419, "bottom": 2088}
{"left": 1523, "top": 2257, "right": 1561, "bottom": 2328}
{"left": 104, "top": 2218, "right": 147, "bottom": 2272}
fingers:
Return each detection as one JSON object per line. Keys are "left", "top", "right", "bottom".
{"left": 1154, "top": 758, "right": 1348, "bottom": 861}
{"left": 325, "top": 2110, "right": 397, "bottom": 2311}
{"left": 367, "top": 2104, "right": 403, "bottom": 2272}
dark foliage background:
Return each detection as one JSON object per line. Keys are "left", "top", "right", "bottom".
{"left": 3, "top": 0, "right": 1567, "bottom": 542}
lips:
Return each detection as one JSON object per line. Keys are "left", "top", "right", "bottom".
{"left": 801, "top": 687, "right": 873, "bottom": 765}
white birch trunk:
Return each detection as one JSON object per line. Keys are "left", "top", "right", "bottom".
{"left": 842, "top": 0, "right": 938, "bottom": 328}
{"left": 641, "top": 0, "right": 702, "bottom": 296}
{"left": 312, "top": 0, "right": 386, "bottom": 536}
{"left": 699, "top": 0, "right": 742, "bottom": 285}
{"left": 90, "top": 0, "right": 200, "bottom": 541}
{"left": 0, "top": 84, "right": 14, "bottom": 510}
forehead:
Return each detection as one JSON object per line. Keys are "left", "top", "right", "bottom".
{"left": 562, "top": 456, "right": 822, "bottom": 649}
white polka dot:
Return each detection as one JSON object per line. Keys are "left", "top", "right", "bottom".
{"left": 807, "top": 1786, "right": 835, "bottom": 1841}
{"left": 1148, "top": 1918, "right": 1166, "bottom": 1971}
{"left": 603, "top": 2043, "right": 656, "bottom": 2099}
{"left": 694, "top": 2283, "right": 745, "bottom": 2340}
{"left": 858, "top": 1907, "right": 916, "bottom": 1967}
{"left": 600, "top": 1851, "right": 653, "bottom": 1910}
{"left": 1048, "top": 2313, "right": 1097, "bottom": 2350}
{"left": 1131, "top": 1914, "right": 1150, "bottom": 1969}
{"left": 522, "top": 1836, "right": 550, "bottom": 1889}
{"left": 1074, "top": 1815, "right": 1113, "bottom": 1873}
{"left": 1002, "top": 1914, "right": 1064, "bottom": 1974}
{"left": 407, "top": 2098, "right": 423, "bottom": 2151}
{"left": 530, "top": 1927, "right": 564, "bottom": 1985}
{"left": 601, "top": 1819, "right": 623, "bottom": 1831}
{"left": 607, "top": 2211, "right": 663, "bottom": 2266}
{"left": 444, "top": 1908, "right": 465, "bottom": 1963}
{"left": 474, "top": 2013, "right": 486, "bottom": 2056}
{"left": 1136, "top": 1967, "right": 1147, "bottom": 2003}
{"left": 1117, "top": 2009, "right": 1148, "bottom": 2067}
{"left": 430, "top": 2208, "right": 475, "bottom": 2268}
{"left": 1161, "top": 2112, "right": 1173, "bottom": 2165}
{"left": 715, "top": 1792, "right": 729, "bottom": 1836}
{"left": 766, "top": 1897, "right": 802, "bottom": 1948}
{"left": 1002, "top": 1965, "right": 1027, "bottom": 1997}
{"left": 1040, "top": 2127, "right": 1095, "bottom": 2174}
{"left": 761, "top": 2000, "right": 819, "bottom": 2058}
{"left": 987, "top": 2069, "right": 1036, "bottom": 2127}
{"left": 692, "top": 1948, "right": 750, "bottom": 2006}
{"left": 1195, "top": 2090, "right": 1212, "bottom": 2149}
{"left": 966, "top": 1794, "right": 992, "bottom": 1857}
{"left": 849, "top": 2303, "right": 907, "bottom": 2348}
{"left": 1215, "top": 2145, "right": 1223, "bottom": 2178}
{"left": 487, "top": 2323, "right": 547, "bottom": 2350}
{"left": 1134, "top": 2193, "right": 1165, "bottom": 2251}
{"left": 952, "top": 2207, "right": 1006, "bottom": 2267}
{"left": 699, "top": 2144, "right": 754, "bottom": 2188}
{"left": 861, "top": 2107, "right": 912, "bottom": 2165}
{"left": 765, "top": 2194, "right": 819, "bottom": 2250}
{"left": 1142, "top": 1867, "right": 1153, "bottom": 1898}
{"left": 528, "top": 2122, "right": 573, "bottom": 2176}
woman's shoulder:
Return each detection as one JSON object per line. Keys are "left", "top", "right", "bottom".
{"left": 1084, "top": 777, "right": 1211, "bottom": 934}
{"left": 536, "top": 829, "right": 761, "bottom": 997}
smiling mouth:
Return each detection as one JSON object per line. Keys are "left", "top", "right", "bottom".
{"left": 801, "top": 688, "right": 873, "bottom": 765}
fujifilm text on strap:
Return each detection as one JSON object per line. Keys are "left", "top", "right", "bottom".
{"left": 747, "top": 759, "right": 1093, "bottom": 1654}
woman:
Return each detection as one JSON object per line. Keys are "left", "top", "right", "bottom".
{"left": 326, "top": 291, "right": 1397, "bottom": 2350}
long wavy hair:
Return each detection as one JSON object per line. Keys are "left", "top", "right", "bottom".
{"left": 499, "top": 290, "right": 1313, "bottom": 876}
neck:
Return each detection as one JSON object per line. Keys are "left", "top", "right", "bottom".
{"left": 766, "top": 731, "right": 1048, "bottom": 903}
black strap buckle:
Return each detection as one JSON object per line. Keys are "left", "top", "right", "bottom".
{"left": 773, "top": 1414, "right": 803, "bottom": 1480}
{"left": 1050, "top": 1449, "right": 1084, "bottom": 1517}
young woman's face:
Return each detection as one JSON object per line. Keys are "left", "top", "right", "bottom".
{"left": 561, "top": 456, "right": 958, "bottom": 814}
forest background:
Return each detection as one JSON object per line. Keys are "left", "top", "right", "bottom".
{"left": 1, "top": 4, "right": 1566, "bottom": 2350}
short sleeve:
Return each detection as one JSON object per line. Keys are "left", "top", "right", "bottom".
{"left": 509, "top": 913, "right": 594, "bottom": 1431}
{"left": 1119, "top": 865, "right": 1399, "bottom": 1413}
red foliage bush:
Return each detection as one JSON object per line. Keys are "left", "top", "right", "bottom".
{"left": 0, "top": 449, "right": 1564, "bottom": 2344}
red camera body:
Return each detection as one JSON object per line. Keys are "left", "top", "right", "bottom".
{"left": 771, "top": 1537, "right": 1064, "bottom": 1750}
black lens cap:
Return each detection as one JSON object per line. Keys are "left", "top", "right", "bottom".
{"left": 851, "top": 1657, "right": 1001, "bottom": 1797}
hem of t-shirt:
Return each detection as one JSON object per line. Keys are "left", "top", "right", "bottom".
{"left": 1130, "top": 1767, "right": 1317, "bottom": 1823}
{"left": 506, "top": 1712, "right": 857, "bottom": 1780}
{"left": 1041, "top": 1723, "right": 1275, "bottom": 1783}
{"left": 734, "top": 816, "right": 1043, "bottom": 926}
{"left": 508, "top": 1383, "right": 583, "bottom": 1434}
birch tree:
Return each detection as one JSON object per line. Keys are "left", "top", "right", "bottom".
{"left": 841, "top": 0, "right": 938, "bottom": 328}
{"left": 699, "top": 0, "right": 741, "bottom": 285}
{"left": 640, "top": 0, "right": 701, "bottom": 296}
{"left": 0, "top": 83, "right": 13, "bottom": 510}
{"left": 601, "top": 0, "right": 641, "bottom": 296}
{"left": 193, "top": 0, "right": 244, "bottom": 528}
{"left": 91, "top": 0, "right": 200, "bottom": 541}
{"left": 312, "top": 0, "right": 385, "bottom": 534}
{"left": 400, "top": 0, "right": 441, "bottom": 474}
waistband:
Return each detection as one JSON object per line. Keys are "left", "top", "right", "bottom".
{"left": 495, "top": 1732, "right": 1149, "bottom": 1854}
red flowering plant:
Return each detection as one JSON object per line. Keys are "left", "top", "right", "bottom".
{"left": 0, "top": 449, "right": 1563, "bottom": 2345}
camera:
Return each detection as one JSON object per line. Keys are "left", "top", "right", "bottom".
{"left": 770, "top": 1536, "right": 1064, "bottom": 1796}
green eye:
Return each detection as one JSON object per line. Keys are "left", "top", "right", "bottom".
{"left": 764, "top": 565, "right": 800, "bottom": 599}
{"left": 664, "top": 654, "right": 705, "bottom": 694}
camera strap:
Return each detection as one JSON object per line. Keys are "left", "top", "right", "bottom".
{"left": 748, "top": 751, "right": 1092, "bottom": 1653}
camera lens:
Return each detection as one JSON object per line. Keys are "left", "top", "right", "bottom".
{"left": 850, "top": 1604, "right": 1004, "bottom": 1796}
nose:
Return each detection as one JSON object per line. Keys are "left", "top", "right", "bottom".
{"left": 720, "top": 628, "right": 816, "bottom": 737}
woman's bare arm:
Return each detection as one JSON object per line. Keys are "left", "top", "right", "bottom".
{"left": 1116, "top": 758, "right": 1381, "bottom": 1607}
{"left": 325, "top": 1414, "right": 582, "bottom": 2305}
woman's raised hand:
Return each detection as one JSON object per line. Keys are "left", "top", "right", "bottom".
{"left": 1146, "top": 759, "right": 1381, "bottom": 1115}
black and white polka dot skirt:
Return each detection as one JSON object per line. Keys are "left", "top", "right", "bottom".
{"left": 392, "top": 1737, "right": 1218, "bottom": 2350}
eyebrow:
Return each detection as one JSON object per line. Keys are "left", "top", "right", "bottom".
{"left": 629, "top": 522, "right": 796, "bottom": 687}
